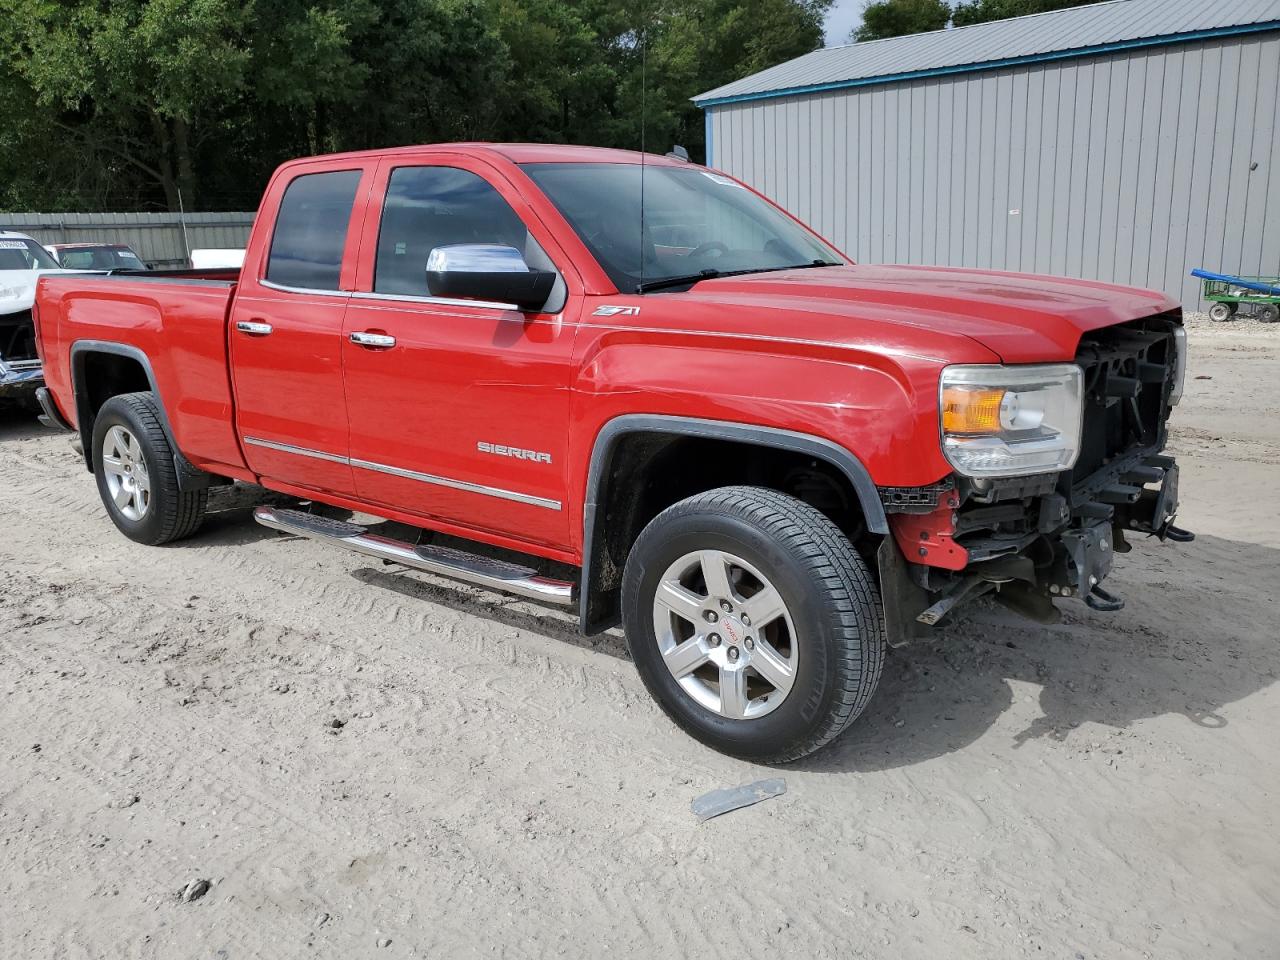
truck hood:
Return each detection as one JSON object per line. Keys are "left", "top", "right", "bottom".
{"left": 687, "top": 264, "right": 1179, "bottom": 363}
{"left": 0, "top": 269, "right": 80, "bottom": 315}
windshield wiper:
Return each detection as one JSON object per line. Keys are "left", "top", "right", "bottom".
{"left": 636, "top": 268, "right": 729, "bottom": 293}
{"left": 635, "top": 261, "right": 841, "bottom": 294}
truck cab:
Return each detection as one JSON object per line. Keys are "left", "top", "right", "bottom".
{"left": 33, "top": 144, "right": 1191, "bottom": 763}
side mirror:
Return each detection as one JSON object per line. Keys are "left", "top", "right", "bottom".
{"left": 425, "top": 244, "right": 556, "bottom": 311}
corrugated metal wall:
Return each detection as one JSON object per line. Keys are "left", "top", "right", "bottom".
{"left": 1, "top": 212, "right": 255, "bottom": 268}
{"left": 707, "top": 33, "right": 1280, "bottom": 309}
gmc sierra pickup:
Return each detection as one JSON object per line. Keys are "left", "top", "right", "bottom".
{"left": 33, "top": 143, "right": 1192, "bottom": 762}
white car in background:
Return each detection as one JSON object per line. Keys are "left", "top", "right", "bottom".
{"left": 1, "top": 231, "right": 77, "bottom": 404}
{"left": 189, "top": 248, "right": 246, "bottom": 269}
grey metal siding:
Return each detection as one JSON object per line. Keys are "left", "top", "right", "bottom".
{"left": 0, "top": 212, "right": 255, "bottom": 267}
{"left": 695, "top": 0, "right": 1280, "bottom": 105}
{"left": 708, "top": 32, "right": 1280, "bottom": 308}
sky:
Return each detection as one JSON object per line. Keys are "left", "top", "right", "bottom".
{"left": 824, "top": 0, "right": 864, "bottom": 46}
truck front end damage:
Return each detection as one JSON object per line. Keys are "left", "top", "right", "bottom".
{"left": 0, "top": 307, "right": 43, "bottom": 401}
{"left": 879, "top": 313, "right": 1191, "bottom": 643}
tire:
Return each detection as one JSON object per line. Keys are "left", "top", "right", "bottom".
{"left": 1208, "top": 302, "right": 1236, "bottom": 322}
{"left": 91, "top": 392, "right": 207, "bottom": 545}
{"left": 1257, "top": 303, "right": 1280, "bottom": 324}
{"left": 621, "top": 485, "right": 884, "bottom": 763}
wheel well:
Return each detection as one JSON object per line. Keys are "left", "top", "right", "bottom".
{"left": 583, "top": 431, "right": 878, "bottom": 632}
{"left": 72, "top": 351, "right": 153, "bottom": 468}
{"left": 79, "top": 352, "right": 151, "bottom": 419}
{"left": 70, "top": 345, "right": 227, "bottom": 490}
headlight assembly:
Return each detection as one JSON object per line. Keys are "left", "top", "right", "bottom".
{"left": 1169, "top": 325, "right": 1187, "bottom": 406}
{"left": 940, "top": 364, "right": 1083, "bottom": 478}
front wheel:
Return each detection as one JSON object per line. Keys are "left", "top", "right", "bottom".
{"left": 1208, "top": 302, "right": 1236, "bottom": 322}
{"left": 92, "top": 392, "right": 207, "bottom": 545}
{"left": 621, "top": 486, "right": 884, "bottom": 763}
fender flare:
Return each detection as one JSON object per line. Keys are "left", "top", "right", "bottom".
{"left": 578, "top": 414, "right": 888, "bottom": 632}
{"left": 69, "top": 340, "right": 219, "bottom": 491}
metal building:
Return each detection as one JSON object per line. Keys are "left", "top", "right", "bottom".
{"left": 1, "top": 212, "right": 255, "bottom": 268}
{"left": 694, "top": 0, "right": 1280, "bottom": 308}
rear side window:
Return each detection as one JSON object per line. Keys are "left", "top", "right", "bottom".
{"left": 266, "top": 170, "right": 362, "bottom": 290}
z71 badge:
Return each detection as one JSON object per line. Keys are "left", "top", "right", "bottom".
{"left": 477, "top": 441, "right": 552, "bottom": 464}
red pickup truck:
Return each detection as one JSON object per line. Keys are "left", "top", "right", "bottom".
{"left": 33, "top": 143, "right": 1191, "bottom": 762}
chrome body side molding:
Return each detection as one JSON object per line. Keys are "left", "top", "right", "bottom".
{"left": 242, "top": 436, "right": 562, "bottom": 510}
{"left": 243, "top": 435, "right": 348, "bottom": 465}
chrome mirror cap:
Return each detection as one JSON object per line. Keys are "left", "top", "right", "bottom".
{"left": 424, "top": 243, "right": 557, "bottom": 311}
{"left": 425, "top": 244, "right": 530, "bottom": 274}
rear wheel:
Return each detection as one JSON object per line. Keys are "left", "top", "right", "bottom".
{"left": 92, "top": 392, "right": 207, "bottom": 545}
{"left": 1208, "top": 302, "right": 1236, "bottom": 322}
{"left": 621, "top": 486, "right": 884, "bottom": 763}
{"left": 1257, "top": 303, "right": 1280, "bottom": 324}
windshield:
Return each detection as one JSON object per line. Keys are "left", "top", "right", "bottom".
{"left": 55, "top": 246, "right": 146, "bottom": 270}
{"left": 0, "top": 238, "right": 59, "bottom": 271}
{"left": 521, "top": 163, "right": 842, "bottom": 292}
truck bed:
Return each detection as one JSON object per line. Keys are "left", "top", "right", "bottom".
{"left": 105, "top": 267, "right": 242, "bottom": 283}
{"left": 36, "top": 270, "right": 249, "bottom": 476}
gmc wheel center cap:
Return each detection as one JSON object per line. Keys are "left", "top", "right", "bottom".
{"left": 721, "top": 616, "right": 746, "bottom": 648}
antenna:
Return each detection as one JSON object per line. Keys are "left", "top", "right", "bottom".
{"left": 637, "top": 21, "right": 646, "bottom": 294}
{"left": 177, "top": 187, "right": 192, "bottom": 265}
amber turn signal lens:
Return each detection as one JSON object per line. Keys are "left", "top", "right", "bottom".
{"left": 942, "top": 387, "right": 1006, "bottom": 435}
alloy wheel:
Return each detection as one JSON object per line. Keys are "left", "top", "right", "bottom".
{"left": 101, "top": 425, "right": 151, "bottom": 521}
{"left": 651, "top": 549, "right": 797, "bottom": 720}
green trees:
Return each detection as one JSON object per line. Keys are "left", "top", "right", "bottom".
{"left": 855, "top": 0, "right": 950, "bottom": 41}
{"left": 951, "top": 0, "right": 1096, "bottom": 27}
{"left": 1, "top": 0, "right": 256, "bottom": 209}
{"left": 0, "top": 0, "right": 828, "bottom": 211}
{"left": 854, "top": 0, "right": 1094, "bottom": 42}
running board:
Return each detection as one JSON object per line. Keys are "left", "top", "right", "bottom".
{"left": 253, "top": 506, "right": 575, "bottom": 606}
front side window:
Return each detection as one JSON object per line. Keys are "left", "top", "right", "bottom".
{"left": 266, "top": 169, "right": 362, "bottom": 290}
{"left": 521, "top": 163, "right": 842, "bottom": 293}
{"left": 374, "top": 166, "right": 555, "bottom": 299}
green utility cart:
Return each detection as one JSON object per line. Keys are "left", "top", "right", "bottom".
{"left": 1191, "top": 269, "right": 1280, "bottom": 323}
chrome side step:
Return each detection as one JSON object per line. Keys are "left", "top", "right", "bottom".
{"left": 254, "top": 506, "right": 574, "bottom": 606}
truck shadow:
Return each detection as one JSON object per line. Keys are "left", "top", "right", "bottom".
{"left": 0, "top": 405, "right": 50, "bottom": 442}
{"left": 187, "top": 491, "right": 1277, "bottom": 763}
{"left": 344, "top": 520, "right": 629, "bottom": 659}
{"left": 174, "top": 482, "right": 297, "bottom": 547}
{"left": 348, "top": 564, "right": 628, "bottom": 660}
{"left": 793, "top": 533, "right": 1279, "bottom": 773}
{"left": 199, "top": 497, "right": 626, "bottom": 659}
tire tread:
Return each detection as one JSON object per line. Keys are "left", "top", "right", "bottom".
{"left": 97, "top": 392, "right": 207, "bottom": 544}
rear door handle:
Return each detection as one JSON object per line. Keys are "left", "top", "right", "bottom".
{"left": 350, "top": 331, "right": 396, "bottom": 349}
{"left": 235, "top": 320, "right": 273, "bottom": 336}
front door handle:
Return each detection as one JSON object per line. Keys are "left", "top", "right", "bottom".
{"left": 350, "top": 331, "right": 396, "bottom": 349}
{"left": 235, "top": 320, "right": 273, "bottom": 336}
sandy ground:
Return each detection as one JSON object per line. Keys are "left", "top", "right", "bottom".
{"left": 1, "top": 315, "right": 1277, "bottom": 959}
